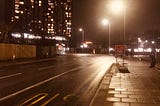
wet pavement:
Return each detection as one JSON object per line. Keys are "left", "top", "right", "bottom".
{"left": 0, "top": 55, "right": 160, "bottom": 106}
{"left": 91, "top": 58, "right": 160, "bottom": 106}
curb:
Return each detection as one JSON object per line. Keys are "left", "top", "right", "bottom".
{"left": 155, "top": 64, "right": 160, "bottom": 70}
{"left": 89, "top": 63, "right": 117, "bottom": 106}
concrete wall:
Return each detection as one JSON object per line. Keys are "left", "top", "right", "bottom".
{"left": 0, "top": 43, "right": 36, "bottom": 60}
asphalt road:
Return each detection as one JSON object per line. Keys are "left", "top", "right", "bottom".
{"left": 0, "top": 54, "right": 114, "bottom": 106}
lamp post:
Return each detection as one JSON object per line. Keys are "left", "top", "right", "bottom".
{"left": 102, "top": 18, "right": 111, "bottom": 55}
{"left": 79, "top": 28, "right": 85, "bottom": 43}
{"left": 79, "top": 28, "right": 85, "bottom": 52}
{"left": 110, "top": 0, "right": 126, "bottom": 64}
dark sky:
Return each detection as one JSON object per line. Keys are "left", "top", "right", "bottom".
{"left": 72, "top": 0, "right": 160, "bottom": 44}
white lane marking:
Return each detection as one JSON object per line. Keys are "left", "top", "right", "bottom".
{"left": 0, "top": 73, "right": 22, "bottom": 80}
{"left": 21, "top": 65, "right": 35, "bottom": 68}
{"left": 38, "top": 65, "right": 56, "bottom": 70}
{"left": 0, "top": 67, "right": 82, "bottom": 101}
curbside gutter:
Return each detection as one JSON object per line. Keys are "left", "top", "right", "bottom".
{"left": 89, "top": 63, "right": 118, "bottom": 106}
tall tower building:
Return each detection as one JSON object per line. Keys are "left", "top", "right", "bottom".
{"left": 0, "top": 0, "right": 72, "bottom": 43}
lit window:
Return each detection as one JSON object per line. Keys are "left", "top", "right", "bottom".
{"left": 15, "top": 10, "right": 20, "bottom": 13}
{"left": 19, "top": 1, "right": 24, "bottom": 5}
{"left": 49, "top": 3, "right": 53, "bottom": 5}
{"left": 39, "top": 1, "right": 42, "bottom": 4}
{"left": 15, "top": 16, "right": 19, "bottom": 19}
{"left": 51, "top": 5, "right": 54, "bottom": 8}
{"left": 65, "top": 12, "right": 69, "bottom": 17}
{"left": 69, "top": 35, "right": 71, "bottom": 37}
{"left": 31, "top": 0, "right": 34, "bottom": 3}
{"left": 39, "top": 1, "right": 42, "bottom": 6}
{"left": 67, "top": 22, "right": 71, "bottom": 25}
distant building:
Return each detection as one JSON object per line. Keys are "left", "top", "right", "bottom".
{"left": 0, "top": 0, "right": 72, "bottom": 44}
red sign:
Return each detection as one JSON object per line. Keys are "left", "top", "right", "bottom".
{"left": 115, "top": 45, "right": 125, "bottom": 55}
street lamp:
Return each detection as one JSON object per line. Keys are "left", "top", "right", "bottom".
{"left": 102, "top": 18, "right": 111, "bottom": 55}
{"left": 79, "top": 28, "right": 85, "bottom": 43}
{"left": 110, "top": 0, "right": 126, "bottom": 64}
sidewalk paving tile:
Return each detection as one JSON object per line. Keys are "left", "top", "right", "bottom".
{"left": 91, "top": 58, "right": 160, "bottom": 106}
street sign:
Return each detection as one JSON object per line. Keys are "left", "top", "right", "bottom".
{"left": 115, "top": 45, "right": 125, "bottom": 55}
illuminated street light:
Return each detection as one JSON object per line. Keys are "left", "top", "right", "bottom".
{"left": 152, "top": 41, "right": 155, "bottom": 44}
{"left": 102, "top": 19, "right": 109, "bottom": 26}
{"left": 145, "top": 40, "right": 148, "bottom": 43}
{"left": 110, "top": 0, "right": 125, "bottom": 13}
{"left": 102, "top": 18, "right": 111, "bottom": 55}
{"left": 79, "top": 28, "right": 85, "bottom": 42}
{"left": 110, "top": 0, "right": 126, "bottom": 64}
{"left": 138, "top": 37, "right": 142, "bottom": 43}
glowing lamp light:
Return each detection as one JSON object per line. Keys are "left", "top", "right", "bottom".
{"left": 102, "top": 19, "right": 109, "bottom": 26}
{"left": 80, "top": 43, "right": 88, "bottom": 48}
{"left": 79, "top": 28, "right": 83, "bottom": 32}
{"left": 110, "top": 0, "right": 125, "bottom": 13}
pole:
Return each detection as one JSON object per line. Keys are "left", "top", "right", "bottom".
{"left": 82, "top": 29, "right": 85, "bottom": 53}
{"left": 123, "top": 4, "right": 126, "bottom": 65}
{"left": 108, "top": 24, "right": 111, "bottom": 55}
{"left": 82, "top": 30, "right": 85, "bottom": 42}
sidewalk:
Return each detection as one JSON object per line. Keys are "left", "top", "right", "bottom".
{"left": 91, "top": 58, "right": 160, "bottom": 106}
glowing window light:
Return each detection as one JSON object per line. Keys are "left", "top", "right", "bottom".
{"left": 67, "top": 22, "right": 71, "bottom": 25}
{"left": 138, "top": 48, "right": 144, "bottom": 52}
{"left": 31, "top": 0, "right": 34, "bottom": 3}
{"left": 11, "top": 33, "right": 21, "bottom": 38}
{"left": 39, "top": 0, "right": 42, "bottom": 6}
{"left": 19, "top": 1, "right": 24, "bottom": 5}
{"left": 80, "top": 43, "right": 88, "bottom": 48}
{"left": 15, "top": 16, "right": 19, "bottom": 19}
{"left": 15, "top": 10, "right": 20, "bottom": 13}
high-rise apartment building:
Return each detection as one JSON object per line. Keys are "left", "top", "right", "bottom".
{"left": 0, "top": 0, "right": 72, "bottom": 43}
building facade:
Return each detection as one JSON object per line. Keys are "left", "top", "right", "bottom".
{"left": 0, "top": 0, "right": 72, "bottom": 59}
{"left": 0, "top": 0, "right": 72, "bottom": 45}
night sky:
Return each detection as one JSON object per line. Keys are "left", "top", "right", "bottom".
{"left": 72, "top": 0, "right": 160, "bottom": 45}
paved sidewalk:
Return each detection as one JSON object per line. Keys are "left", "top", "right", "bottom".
{"left": 91, "top": 58, "right": 160, "bottom": 106}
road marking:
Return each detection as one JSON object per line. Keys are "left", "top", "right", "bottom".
{"left": 0, "top": 73, "right": 22, "bottom": 80}
{"left": 20, "top": 93, "right": 48, "bottom": 106}
{"left": 20, "top": 65, "right": 35, "bottom": 68}
{"left": 63, "top": 94, "right": 75, "bottom": 101}
{"left": 0, "top": 67, "right": 82, "bottom": 101}
{"left": 41, "top": 93, "right": 60, "bottom": 106}
{"left": 38, "top": 65, "right": 56, "bottom": 70}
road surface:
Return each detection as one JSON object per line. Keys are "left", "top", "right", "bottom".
{"left": 0, "top": 54, "right": 114, "bottom": 106}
